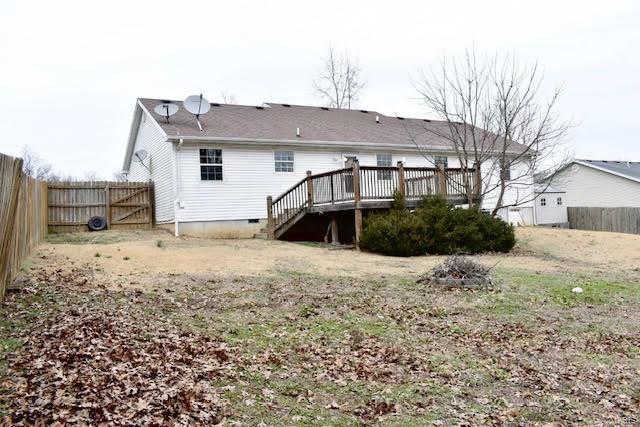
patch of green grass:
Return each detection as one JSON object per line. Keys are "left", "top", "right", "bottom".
{"left": 46, "top": 232, "right": 125, "bottom": 245}
{"left": 547, "top": 280, "right": 640, "bottom": 306}
{"left": 491, "top": 269, "right": 640, "bottom": 308}
{"left": 19, "top": 259, "right": 34, "bottom": 272}
{"left": 156, "top": 240, "right": 164, "bottom": 248}
{"left": 94, "top": 252, "right": 101, "bottom": 258}
{"left": 122, "top": 256, "right": 130, "bottom": 261}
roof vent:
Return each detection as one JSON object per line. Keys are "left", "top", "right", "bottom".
{"left": 320, "top": 107, "right": 329, "bottom": 111}
{"left": 256, "top": 106, "right": 264, "bottom": 110}
{"left": 282, "top": 103, "right": 291, "bottom": 107}
{"left": 211, "top": 102, "right": 221, "bottom": 107}
{"left": 397, "top": 116, "right": 405, "bottom": 120}
{"left": 360, "top": 110, "right": 368, "bottom": 113}
{"left": 296, "top": 127, "right": 301, "bottom": 137}
{"left": 375, "top": 115, "right": 380, "bottom": 123}
{"left": 422, "top": 119, "right": 432, "bottom": 123}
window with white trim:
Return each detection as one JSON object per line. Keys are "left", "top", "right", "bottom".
{"left": 540, "top": 197, "right": 546, "bottom": 206}
{"left": 434, "top": 155, "right": 448, "bottom": 168}
{"left": 274, "top": 151, "right": 294, "bottom": 172}
{"left": 200, "top": 148, "right": 223, "bottom": 181}
{"left": 557, "top": 197, "right": 563, "bottom": 206}
{"left": 376, "top": 153, "right": 392, "bottom": 180}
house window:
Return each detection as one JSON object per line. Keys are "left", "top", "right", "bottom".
{"left": 274, "top": 151, "right": 294, "bottom": 172}
{"left": 434, "top": 156, "right": 448, "bottom": 168}
{"left": 540, "top": 197, "right": 546, "bottom": 206}
{"left": 200, "top": 148, "right": 223, "bottom": 181}
{"left": 501, "top": 166, "right": 512, "bottom": 181}
{"left": 376, "top": 153, "right": 392, "bottom": 180}
{"left": 557, "top": 197, "right": 563, "bottom": 206}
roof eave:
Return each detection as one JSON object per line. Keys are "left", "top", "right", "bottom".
{"left": 165, "top": 135, "right": 528, "bottom": 155}
{"left": 574, "top": 160, "right": 640, "bottom": 185}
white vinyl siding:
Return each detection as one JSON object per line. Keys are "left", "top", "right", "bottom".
{"left": 555, "top": 163, "right": 640, "bottom": 207}
{"left": 173, "top": 146, "right": 524, "bottom": 223}
{"left": 126, "top": 111, "right": 175, "bottom": 223}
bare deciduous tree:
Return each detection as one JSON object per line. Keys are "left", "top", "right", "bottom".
{"left": 220, "top": 90, "right": 237, "bottom": 104}
{"left": 21, "top": 145, "right": 54, "bottom": 180}
{"left": 413, "top": 50, "right": 573, "bottom": 215}
{"left": 313, "top": 47, "right": 365, "bottom": 109}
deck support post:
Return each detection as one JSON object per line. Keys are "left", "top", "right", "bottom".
{"left": 306, "top": 170, "right": 314, "bottom": 208}
{"left": 437, "top": 166, "right": 447, "bottom": 198}
{"left": 266, "top": 196, "right": 275, "bottom": 240}
{"left": 396, "top": 161, "right": 405, "bottom": 197}
{"left": 473, "top": 162, "right": 482, "bottom": 202}
{"left": 331, "top": 216, "right": 339, "bottom": 244}
{"left": 352, "top": 160, "right": 363, "bottom": 245}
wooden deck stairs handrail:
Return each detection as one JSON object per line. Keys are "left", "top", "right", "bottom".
{"left": 266, "top": 161, "right": 482, "bottom": 240}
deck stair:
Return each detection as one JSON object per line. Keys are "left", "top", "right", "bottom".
{"left": 265, "top": 160, "right": 481, "bottom": 241}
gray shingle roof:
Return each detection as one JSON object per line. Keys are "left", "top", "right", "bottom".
{"left": 138, "top": 98, "right": 525, "bottom": 152}
{"left": 576, "top": 159, "right": 640, "bottom": 183}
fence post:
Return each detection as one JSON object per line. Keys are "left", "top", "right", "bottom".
{"left": 437, "top": 165, "right": 447, "bottom": 197}
{"left": 0, "top": 157, "right": 24, "bottom": 300}
{"left": 306, "top": 170, "right": 314, "bottom": 208}
{"left": 105, "top": 184, "right": 111, "bottom": 229}
{"left": 266, "top": 196, "right": 275, "bottom": 240}
{"left": 473, "top": 161, "right": 482, "bottom": 200}
{"left": 396, "top": 161, "right": 405, "bottom": 197}
{"left": 352, "top": 160, "right": 363, "bottom": 245}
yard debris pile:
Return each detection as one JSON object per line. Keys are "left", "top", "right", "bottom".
{"left": 418, "top": 256, "right": 493, "bottom": 289}
{"left": 4, "top": 305, "right": 238, "bottom": 425}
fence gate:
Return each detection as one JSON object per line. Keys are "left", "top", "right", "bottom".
{"left": 48, "top": 182, "right": 154, "bottom": 233}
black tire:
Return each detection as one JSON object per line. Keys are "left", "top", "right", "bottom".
{"left": 88, "top": 216, "right": 107, "bottom": 232}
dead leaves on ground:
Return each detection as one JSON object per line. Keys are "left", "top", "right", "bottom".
{"left": 5, "top": 305, "right": 238, "bottom": 425}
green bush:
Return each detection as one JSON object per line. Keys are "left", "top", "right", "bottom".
{"left": 359, "top": 195, "right": 515, "bottom": 256}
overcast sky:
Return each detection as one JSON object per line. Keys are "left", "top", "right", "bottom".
{"left": 1, "top": 0, "right": 638, "bottom": 178}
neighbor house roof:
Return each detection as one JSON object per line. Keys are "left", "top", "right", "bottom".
{"left": 574, "top": 159, "right": 640, "bottom": 184}
{"left": 124, "top": 98, "right": 528, "bottom": 170}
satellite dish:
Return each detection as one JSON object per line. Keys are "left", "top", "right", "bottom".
{"left": 183, "top": 94, "right": 210, "bottom": 131}
{"left": 133, "top": 149, "right": 148, "bottom": 162}
{"left": 154, "top": 102, "right": 179, "bottom": 123}
{"left": 133, "top": 149, "right": 151, "bottom": 172}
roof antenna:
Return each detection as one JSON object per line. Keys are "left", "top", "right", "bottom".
{"left": 183, "top": 94, "right": 211, "bottom": 131}
{"left": 154, "top": 102, "right": 178, "bottom": 124}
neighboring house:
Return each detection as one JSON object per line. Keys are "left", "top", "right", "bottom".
{"left": 552, "top": 160, "right": 640, "bottom": 207}
{"left": 122, "top": 98, "right": 535, "bottom": 238}
{"left": 533, "top": 184, "right": 567, "bottom": 226}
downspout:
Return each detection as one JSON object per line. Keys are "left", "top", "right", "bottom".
{"left": 174, "top": 139, "right": 184, "bottom": 237}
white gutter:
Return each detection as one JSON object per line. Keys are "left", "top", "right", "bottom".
{"left": 174, "top": 138, "right": 184, "bottom": 237}
{"left": 165, "top": 135, "right": 527, "bottom": 155}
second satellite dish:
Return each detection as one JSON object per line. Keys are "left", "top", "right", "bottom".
{"left": 183, "top": 94, "right": 211, "bottom": 131}
{"left": 154, "top": 102, "right": 179, "bottom": 123}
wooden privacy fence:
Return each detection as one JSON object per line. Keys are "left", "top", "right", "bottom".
{"left": 0, "top": 153, "right": 48, "bottom": 300}
{"left": 568, "top": 207, "right": 640, "bottom": 235}
{"left": 48, "top": 182, "right": 154, "bottom": 233}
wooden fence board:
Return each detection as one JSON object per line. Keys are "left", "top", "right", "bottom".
{"left": 47, "top": 182, "right": 153, "bottom": 233}
{"left": 568, "top": 207, "right": 640, "bottom": 235}
{"left": 0, "top": 153, "right": 48, "bottom": 300}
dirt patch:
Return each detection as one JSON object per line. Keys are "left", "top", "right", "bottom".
{"left": 38, "top": 227, "right": 640, "bottom": 291}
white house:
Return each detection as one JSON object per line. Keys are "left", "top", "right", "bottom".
{"left": 552, "top": 160, "right": 640, "bottom": 207}
{"left": 122, "top": 98, "right": 535, "bottom": 239}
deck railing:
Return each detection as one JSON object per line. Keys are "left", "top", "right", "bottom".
{"left": 267, "top": 160, "right": 481, "bottom": 239}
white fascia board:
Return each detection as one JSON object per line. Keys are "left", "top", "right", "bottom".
{"left": 574, "top": 160, "right": 640, "bottom": 185}
{"left": 166, "top": 135, "right": 528, "bottom": 156}
{"left": 122, "top": 99, "right": 169, "bottom": 172}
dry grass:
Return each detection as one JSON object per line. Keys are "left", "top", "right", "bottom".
{"left": 1, "top": 227, "right": 639, "bottom": 424}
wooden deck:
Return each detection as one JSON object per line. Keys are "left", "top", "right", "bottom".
{"left": 266, "top": 160, "right": 481, "bottom": 241}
